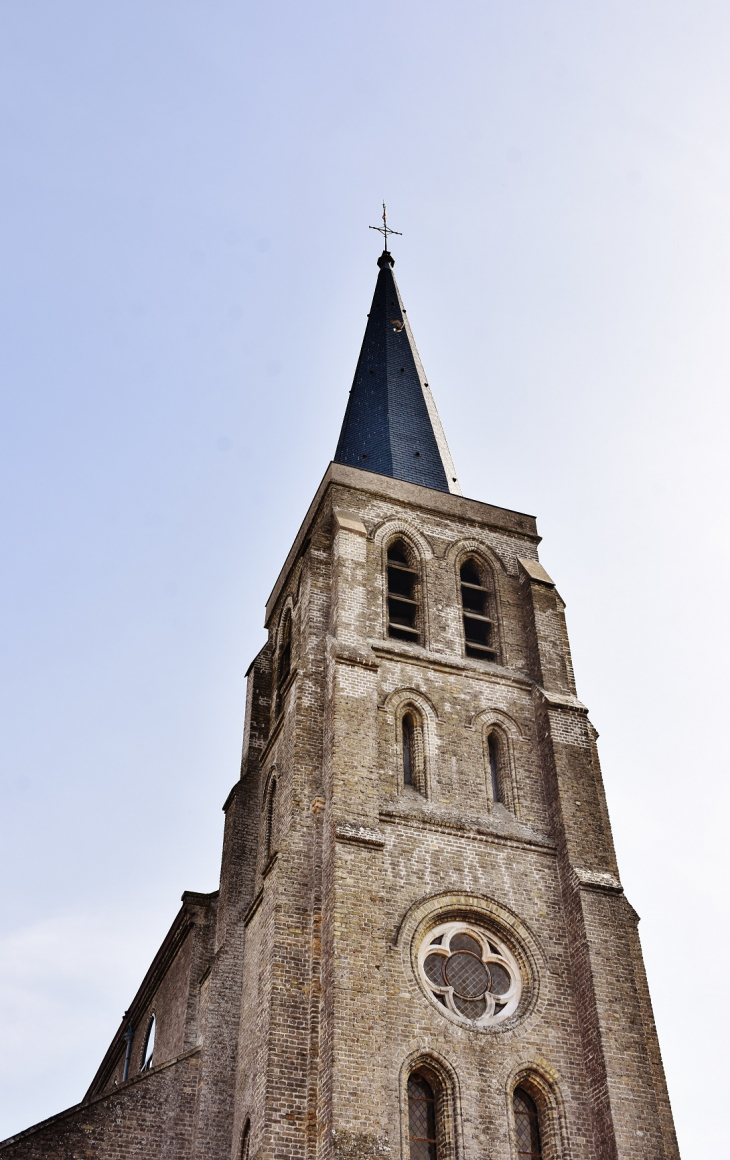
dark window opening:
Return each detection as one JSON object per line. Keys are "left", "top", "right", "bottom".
{"left": 387, "top": 541, "right": 420, "bottom": 643}
{"left": 277, "top": 612, "right": 292, "bottom": 690}
{"left": 408, "top": 1072, "right": 438, "bottom": 1160}
{"left": 240, "top": 1119, "right": 251, "bottom": 1160}
{"left": 460, "top": 558, "right": 496, "bottom": 660}
{"left": 403, "top": 713, "right": 414, "bottom": 785}
{"left": 140, "top": 1015, "right": 155, "bottom": 1072}
{"left": 488, "top": 732, "right": 503, "bottom": 804}
{"left": 264, "top": 780, "right": 277, "bottom": 863}
{"left": 513, "top": 1088, "right": 543, "bottom": 1159}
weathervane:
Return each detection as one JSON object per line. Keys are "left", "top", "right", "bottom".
{"left": 369, "top": 202, "right": 402, "bottom": 250}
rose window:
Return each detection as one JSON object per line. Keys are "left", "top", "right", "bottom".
{"left": 417, "top": 921, "right": 521, "bottom": 1028}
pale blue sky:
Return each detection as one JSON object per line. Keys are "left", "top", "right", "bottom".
{"left": 1, "top": 2, "right": 728, "bottom": 1152}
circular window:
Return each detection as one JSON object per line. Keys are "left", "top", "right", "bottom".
{"left": 417, "top": 921, "right": 521, "bottom": 1028}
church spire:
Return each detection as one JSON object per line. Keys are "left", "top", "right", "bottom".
{"left": 334, "top": 249, "right": 462, "bottom": 495}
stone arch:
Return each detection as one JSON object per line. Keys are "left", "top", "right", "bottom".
{"left": 445, "top": 536, "right": 508, "bottom": 574}
{"left": 506, "top": 1061, "right": 571, "bottom": 1160}
{"left": 380, "top": 687, "right": 438, "bottom": 798}
{"left": 395, "top": 890, "right": 547, "bottom": 1039}
{"left": 469, "top": 709, "right": 524, "bottom": 816}
{"left": 371, "top": 516, "right": 435, "bottom": 561}
{"left": 399, "top": 1048, "right": 463, "bottom": 1160}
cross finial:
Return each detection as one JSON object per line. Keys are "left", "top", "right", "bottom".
{"left": 369, "top": 202, "right": 402, "bottom": 250}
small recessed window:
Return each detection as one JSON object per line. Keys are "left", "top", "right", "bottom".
{"left": 513, "top": 1087, "right": 543, "bottom": 1158}
{"left": 387, "top": 540, "right": 420, "bottom": 644}
{"left": 400, "top": 708, "right": 426, "bottom": 794}
{"left": 140, "top": 1014, "right": 155, "bottom": 1072}
{"left": 240, "top": 1119, "right": 251, "bottom": 1160}
{"left": 277, "top": 611, "right": 292, "bottom": 689}
{"left": 264, "top": 779, "right": 277, "bottom": 863}
{"left": 408, "top": 1072, "right": 438, "bottom": 1160}
{"left": 403, "top": 714, "right": 414, "bottom": 785}
{"left": 460, "top": 557, "right": 497, "bottom": 660}
{"left": 488, "top": 732, "right": 503, "bottom": 805}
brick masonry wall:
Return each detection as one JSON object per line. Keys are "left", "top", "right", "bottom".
{"left": 0, "top": 1051, "right": 200, "bottom": 1160}
{"left": 0, "top": 464, "right": 680, "bottom": 1160}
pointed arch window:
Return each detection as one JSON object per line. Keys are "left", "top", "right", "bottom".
{"left": 387, "top": 540, "right": 421, "bottom": 644}
{"left": 487, "top": 731, "right": 504, "bottom": 805}
{"left": 240, "top": 1119, "right": 251, "bottom": 1160}
{"left": 408, "top": 1072, "right": 438, "bottom": 1160}
{"left": 403, "top": 713, "right": 415, "bottom": 785}
{"left": 264, "top": 778, "right": 277, "bottom": 863}
{"left": 401, "top": 707, "right": 426, "bottom": 794}
{"left": 513, "top": 1088, "right": 543, "bottom": 1159}
{"left": 460, "top": 557, "right": 497, "bottom": 660}
{"left": 140, "top": 1014, "right": 155, "bottom": 1072}
{"left": 277, "top": 610, "right": 292, "bottom": 690}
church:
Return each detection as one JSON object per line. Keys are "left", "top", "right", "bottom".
{"left": 0, "top": 242, "right": 679, "bottom": 1159}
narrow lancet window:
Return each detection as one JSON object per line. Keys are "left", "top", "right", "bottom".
{"left": 460, "top": 557, "right": 496, "bottom": 659}
{"left": 240, "top": 1120, "right": 251, "bottom": 1160}
{"left": 513, "top": 1088, "right": 543, "bottom": 1159}
{"left": 277, "top": 611, "right": 292, "bottom": 689}
{"left": 140, "top": 1014, "right": 155, "bottom": 1072}
{"left": 403, "top": 713, "right": 414, "bottom": 785}
{"left": 408, "top": 1072, "right": 438, "bottom": 1160}
{"left": 387, "top": 540, "right": 420, "bottom": 644}
{"left": 264, "top": 779, "right": 277, "bottom": 863}
{"left": 488, "top": 732, "right": 503, "bottom": 804}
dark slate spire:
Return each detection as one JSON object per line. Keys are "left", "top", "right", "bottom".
{"left": 334, "top": 251, "right": 461, "bottom": 494}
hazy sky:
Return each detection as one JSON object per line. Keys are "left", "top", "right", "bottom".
{"left": 1, "top": 2, "right": 728, "bottom": 1152}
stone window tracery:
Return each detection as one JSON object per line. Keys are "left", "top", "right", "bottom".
{"left": 417, "top": 921, "right": 521, "bottom": 1028}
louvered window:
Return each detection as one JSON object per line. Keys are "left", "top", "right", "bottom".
{"left": 460, "top": 558, "right": 496, "bottom": 659}
{"left": 387, "top": 541, "right": 420, "bottom": 643}
{"left": 408, "top": 1073, "right": 438, "bottom": 1160}
{"left": 513, "top": 1088, "right": 543, "bottom": 1159}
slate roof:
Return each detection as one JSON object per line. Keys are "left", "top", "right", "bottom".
{"left": 334, "top": 251, "right": 461, "bottom": 494}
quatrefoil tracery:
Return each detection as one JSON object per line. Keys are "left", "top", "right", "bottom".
{"left": 418, "top": 921, "right": 521, "bottom": 1028}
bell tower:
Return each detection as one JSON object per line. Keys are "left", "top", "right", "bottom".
{"left": 0, "top": 247, "right": 679, "bottom": 1160}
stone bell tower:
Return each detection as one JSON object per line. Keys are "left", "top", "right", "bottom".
{"left": 0, "top": 248, "right": 679, "bottom": 1160}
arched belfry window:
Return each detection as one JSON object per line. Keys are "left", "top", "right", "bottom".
{"left": 460, "top": 557, "right": 497, "bottom": 660}
{"left": 487, "top": 731, "right": 504, "bottom": 805}
{"left": 513, "top": 1088, "right": 543, "bottom": 1159}
{"left": 387, "top": 540, "right": 421, "bottom": 644}
{"left": 408, "top": 1072, "right": 438, "bottom": 1160}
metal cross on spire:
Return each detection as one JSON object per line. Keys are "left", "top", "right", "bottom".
{"left": 369, "top": 202, "right": 402, "bottom": 250}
